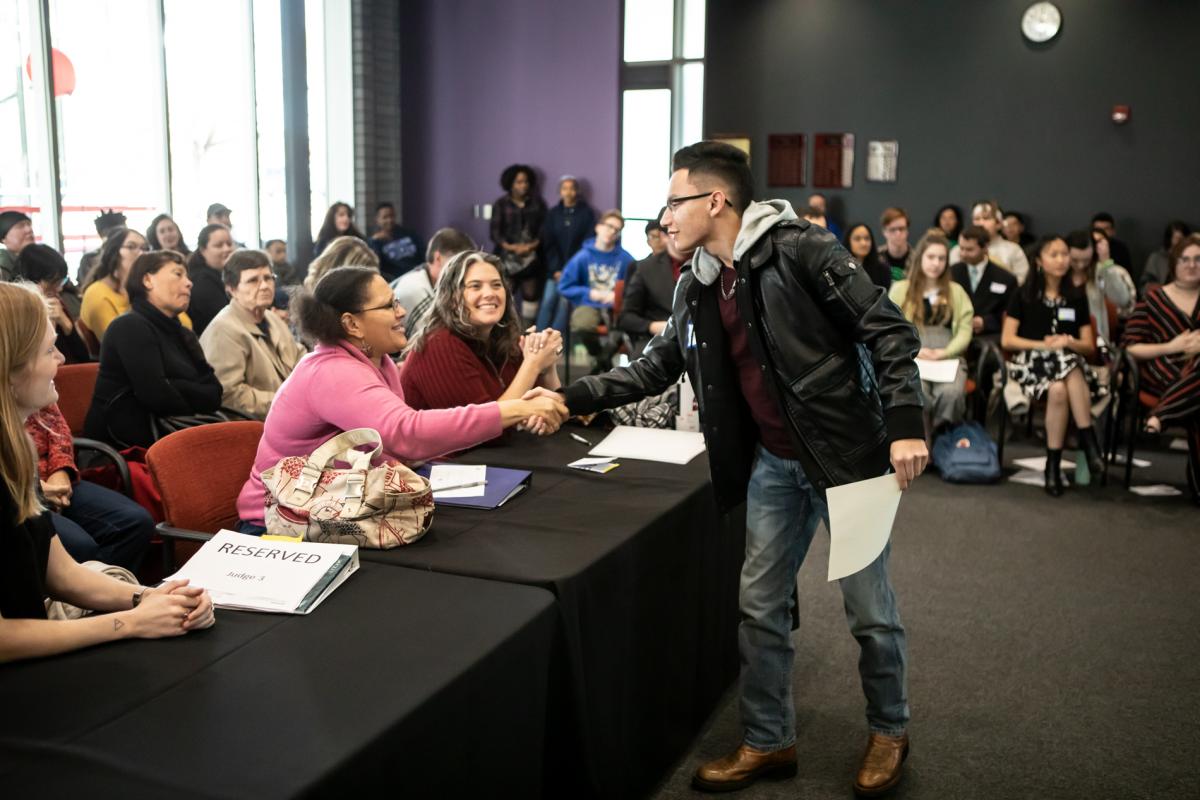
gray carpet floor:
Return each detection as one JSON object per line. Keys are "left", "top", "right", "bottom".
{"left": 649, "top": 438, "right": 1199, "bottom": 800}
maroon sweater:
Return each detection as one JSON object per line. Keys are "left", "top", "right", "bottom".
{"left": 717, "top": 268, "right": 797, "bottom": 458}
{"left": 400, "top": 328, "right": 522, "bottom": 411}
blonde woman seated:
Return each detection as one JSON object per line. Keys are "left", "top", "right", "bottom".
{"left": 0, "top": 283, "right": 214, "bottom": 663}
{"left": 199, "top": 250, "right": 307, "bottom": 419}
{"left": 401, "top": 251, "right": 562, "bottom": 415}
{"left": 302, "top": 235, "right": 380, "bottom": 291}
{"left": 888, "top": 232, "right": 973, "bottom": 437}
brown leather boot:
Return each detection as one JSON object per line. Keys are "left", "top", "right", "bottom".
{"left": 692, "top": 743, "right": 797, "bottom": 793}
{"left": 853, "top": 732, "right": 909, "bottom": 796}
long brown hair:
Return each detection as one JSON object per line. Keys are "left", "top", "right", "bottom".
{"left": 405, "top": 251, "right": 521, "bottom": 366}
{"left": 901, "top": 231, "right": 953, "bottom": 327}
{"left": 0, "top": 283, "right": 51, "bottom": 523}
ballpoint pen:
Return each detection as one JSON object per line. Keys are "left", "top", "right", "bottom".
{"left": 569, "top": 433, "right": 592, "bottom": 446}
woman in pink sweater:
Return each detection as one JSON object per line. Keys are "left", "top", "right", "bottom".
{"left": 236, "top": 267, "right": 568, "bottom": 531}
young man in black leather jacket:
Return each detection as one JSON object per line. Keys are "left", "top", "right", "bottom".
{"left": 540, "top": 141, "right": 928, "bottom": 796}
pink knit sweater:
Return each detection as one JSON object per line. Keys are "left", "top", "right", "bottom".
{"left": 237, "top": 340, "right": 503, "bottom": 525}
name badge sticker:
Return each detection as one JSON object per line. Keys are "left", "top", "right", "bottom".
{"left": 989, "top": 281, "right": 1008, "bottom": 294}
{"left": 1058, "top": 307, "right": 1076, "bottom": 322}
{"left": 686, "top": 320, "right": 696, "bottom": 350}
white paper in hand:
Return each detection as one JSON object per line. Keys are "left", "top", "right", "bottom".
{"left": 827, "top": 473, "right": 903, "bottom": 582}
{"left": 914, "top": 358, "right": 959, "bottom": 384}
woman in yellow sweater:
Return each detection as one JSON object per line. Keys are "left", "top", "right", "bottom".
{"left": 80, "top": 227, "right": 191, "bottom": 341}
{"left": 887, "top": 231, "right": 974, "bottom": 437}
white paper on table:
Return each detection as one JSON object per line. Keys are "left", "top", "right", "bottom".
{"left": 914, "top": 358, "right": 959, "bottom": 384}
{"left": 1012, "top": 456, "right": 1076, "bottom": 472}
{"left": 429, "top": 464, "right": 487, "bottom": 498}
{"left": 1130, "top": 484, "right": 1182, "bottom": 497}
{"left": 826, "top": 473, "right": 902, "bottom": 582}
{"left": 569, "top": 456, "right": 619, "bottom": 467}
{"left": 1008, "top": 469, "right": 1071, "bottom": 487}
{"left": 589, "top": 425, "right": 707, "bottom": 465}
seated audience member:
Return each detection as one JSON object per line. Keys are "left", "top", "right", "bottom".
{"left": 401, "top": 251, "right": 562, "bottom": 412}
{"left": 0, "top": 210, "right": 36, "bottom": 281}
{"left": 185, "top": 223, "right": 237, "bottom": 334}
{"left": 82, "top": 227, "right": 193, "bottom": 341}
{"left": 235, "top": 267, "right": 569, "bottom": 534}
{"left": 888, "top": 232, "right": 973, "bottom": 436}
{"left": 644, "top": 217, "right": 668, "bottom": 257}
{"left": 1002, "top": 235, "right": 1104, "bottom": 496}
{"left": 199, "top": 250, "right": 307, "bottom": 420}
{"left": 314, "top": 201, "right": 367, "bottom": 258}
{"left": 800, "top": 205, "right": 827, "bottom": 229}
{"left": 950, "top": 225, "right": 1017, "bottom": 341}
{"left": 950, "top": 201, "right": 1030, "bottom": 284}
{"left": 17, "top": 245, "right": 90, "bottom": 363}
{"left": 263, "top": 239, "right": 300, "bottom": 285}
{"left": 0, "top": 282, "right": 213, "bottom": 662}
{"left": 491, "top": 163, "right": 547, "bottom": 317}
{"left": 26, "top": 403, "right": 154, "bottom": 571}
{"left": 205, "top": 203, "right": 244, "bottom": 246}
{"left": 559, "top": 209, "right": 635, "bottom": 367}
{"left": 303, "top": 235, "right": 379, "bottom": 291}
{"left": 844, "top": 223, "right": 891, "bottom": 288}
{"left": 1091, "top": 212, "right": 1133, "bottom": 275}
{"left": 392, "top": 227, "right": 476, "bottom": 336}
{"left": 1002, "top": 210, "right": 1034, "bottom": 249}
{"left": 84, "top": 251, "right": 222, "bottom": 448}
{"left": 618, "top": 227, "right": 688, "bottom": 351}
{"left": 808, "top": 192, "right": 841, "bottom": 239}
{"left": 878, "top": 207, "right": 911, "bottom": 283}
{"left": 933, "top": 204, "right": 963, "bottom": 249}
{"left": 271, "top": 286, "right": 293, "bottom": 326}
{"left": 1141, "top": 220, "right": 1191, "bottom": 294}
{"left": 537, "top": 176, "right": 597, "bottom": 333}
{"left": 77, "top": 209, "right": 129, "bottom": 286}
{"left": 1123, "top": 233, "right": 1200, "bottom": 502}
{"left": 1066, "top": 229, "right": 1136, "bottom": 345}
{"left": 368, "top": 201, "right": 424, "bottom": 281}
{"left": 145, "top": 213, "right": 191, "bottom": 256}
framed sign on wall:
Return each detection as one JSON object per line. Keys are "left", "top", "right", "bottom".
{"left": 812, "top": 133, "right": 854, "bottom": 189}
{"left": 867, "top": 140, "right": 900, "bottom": 183}
{"left": 767, "top": 134, "right": 806, "bottom": 186}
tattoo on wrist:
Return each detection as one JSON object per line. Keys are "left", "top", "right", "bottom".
{"left": 113, "top": 618, "right": 125, "bottom": 632}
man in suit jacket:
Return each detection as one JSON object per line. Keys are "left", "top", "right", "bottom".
{"left": 618, "top": 235, "right": 690, "bottom": 352}
{"left": 949, "top": 225, "right": 1017, "bottom": 343}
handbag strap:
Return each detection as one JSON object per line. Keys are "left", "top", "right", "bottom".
{"left": 288, "top": 428, "right": 382, "bottom": 507}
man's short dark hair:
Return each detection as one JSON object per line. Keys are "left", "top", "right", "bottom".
{"left": 959, "top": 225, "right": 990, "bottom": 249}
{"left": 671, "top": 141, "right": 754, "bottom": 214}
{"left": 1004, "top": 210, "right": 1026, "bottom": 225}
{"left": 93, "top": 209, "right": 127, "bottom": 237}
{"left": 1065, "top": 229, "right": 1094, "bottom": 251}
{"left": 375, "top": 201, "right": 395, "bottom": 214}
{"left": 263, "top": 239, "right": 285, "bottom": 250}
{"left": 425, "top": 227, "right": 476, "bottom": 263}
{"left": 222, "top": 249, "right": 273, "bottom": 289}
{"left": 645, "top": 218, "right": 663, "bottom": 236}
{"left": 16, "top": 243, "right": 68, "bottom": 283}
{"left": 1091, "top": 212, "right": 1115, "bottom": 226}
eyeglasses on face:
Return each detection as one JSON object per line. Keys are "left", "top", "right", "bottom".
{"left": 357, "top": 297, "right": 403, "bottom": 314}
{"left": 664, "top": 191, "right": 716, "bottom": 212}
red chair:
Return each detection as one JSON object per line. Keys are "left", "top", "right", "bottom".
{"left": 54, "top": 362, "right": 98, "bottom": 436}
{"left": 75, "top": 318, "right": 100, "bottom": 360}
{"left": 147, "top": 420, "right": 264, "bottom": 569}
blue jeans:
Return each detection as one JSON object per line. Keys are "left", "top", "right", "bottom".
{"left": 52, "top": 481, "right": 154, "bottom": 572}
{"left": 740, "top": 446, "right": 909, "bottom": 751}
{"left": 535, "top": 278, "right": 569, "bottom": 332}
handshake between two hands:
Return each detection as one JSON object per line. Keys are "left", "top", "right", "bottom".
{"left": 515, "top": 387, "right": 570, "bottom": 436}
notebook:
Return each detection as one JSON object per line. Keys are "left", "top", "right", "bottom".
{"left": 416, "top": 464, "right": 532, "bottom": 509}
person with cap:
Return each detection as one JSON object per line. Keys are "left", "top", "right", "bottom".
{"left": 0, "top": 210, "right": 36, "bottom": 282}
{"left": 206, "top": 203, "right": 244, "bottom": 247}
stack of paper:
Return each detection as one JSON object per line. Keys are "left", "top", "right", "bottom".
{"left": 569, "top": 456, "right": 620, "bottom": 474}
{"left": 589, "top": 426, "right": 707, "bottom": 465}
{"left": 429, "top": 464, "right": 487, "bottom": 499}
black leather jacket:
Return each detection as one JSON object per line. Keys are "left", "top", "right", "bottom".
{"left": 562, "top": 218, "right": 924, "bottom": 512}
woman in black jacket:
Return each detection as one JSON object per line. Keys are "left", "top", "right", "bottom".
{"left": 85, "top": 251, "right": 222, "bottom": 448}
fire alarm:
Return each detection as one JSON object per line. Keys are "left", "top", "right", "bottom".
{"left": 1111, "top": 105, "right": 1131, "bottom": 124}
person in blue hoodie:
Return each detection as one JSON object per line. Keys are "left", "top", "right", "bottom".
{"left": 558, "top": 209, "right": 635, "bottom": 368}
{"left": 537, "top": 176, "right": 596, "bottom": 332}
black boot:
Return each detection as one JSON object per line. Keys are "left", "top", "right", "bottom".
{"left": 1078, "top": 426, "right": 1106, "bottom": 476}
{"left": 1044, "top": 448, "right": 1065, "bottom": 497}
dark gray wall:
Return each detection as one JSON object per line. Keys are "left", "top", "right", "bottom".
{"left": 705, "top": 0, "right": 1200, "bottom": 274}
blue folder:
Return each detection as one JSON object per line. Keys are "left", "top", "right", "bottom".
{"left": 416, "top": 465, "right": 532, "bottom": 509}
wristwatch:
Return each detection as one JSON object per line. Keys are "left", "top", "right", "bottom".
{"left": 132, "top": 587, "right": 148, "bottom": 608}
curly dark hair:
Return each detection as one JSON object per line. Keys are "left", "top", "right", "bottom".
{"left": 500, "top": 164, "right": 537, "bottom": 195}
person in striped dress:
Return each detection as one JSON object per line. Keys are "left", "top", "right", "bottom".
{"left": 1122, "top": 233, "right": 1200, "bottom": 502}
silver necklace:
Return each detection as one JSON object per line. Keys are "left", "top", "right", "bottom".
{"left": 720, "top": 269, "right": 737, "bottom": 301}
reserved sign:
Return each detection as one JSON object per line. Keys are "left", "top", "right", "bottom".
{"left": 167, "top": 530, "right": 360, "bottom": 614}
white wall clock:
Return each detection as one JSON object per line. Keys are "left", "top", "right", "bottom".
{"left": 1022, "top": 2, "right": 1062, "bottom": 43}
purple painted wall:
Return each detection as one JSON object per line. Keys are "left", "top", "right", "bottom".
{"left": 400, "top": 0, "right": 622, "bottom": 248}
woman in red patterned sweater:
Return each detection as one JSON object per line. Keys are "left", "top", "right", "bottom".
{"left": 25, "top": 403, "right": 155, "bottom": 570}
{"left": 1122, "top": 233, "right": 1200, "bottom": 502}
{"left": 400, "top": 251, "right": 562, "bottom": 423}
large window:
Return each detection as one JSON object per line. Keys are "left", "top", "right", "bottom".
{"left": 620, "top": 0, "right": 706, "bottom": 260}
{"left": 3, "top": 0, "right": 354, "bottom": 257}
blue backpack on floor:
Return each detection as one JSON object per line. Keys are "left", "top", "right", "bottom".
{"left": 932, "top": 422, "right": 1001, "bottom": 483}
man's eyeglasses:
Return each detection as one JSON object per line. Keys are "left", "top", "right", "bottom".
{"left": 358, "top": 297, "right": 403, "bottom": 314}
{"left": 665, "top": 191, "right": 716, "bottom": 212}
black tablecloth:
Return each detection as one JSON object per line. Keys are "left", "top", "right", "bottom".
{"left": 0, "top": 565, "right": 557, "bottom": 798}
{"left": 362, "top": 427, "right": 746, "bottom": 799}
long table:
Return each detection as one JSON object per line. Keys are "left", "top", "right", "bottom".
{"left": 361, "top": 427, "right": 746, "bottom": 799}
{"left": 0, "top": 565, "right": 557, "bottom": 798}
